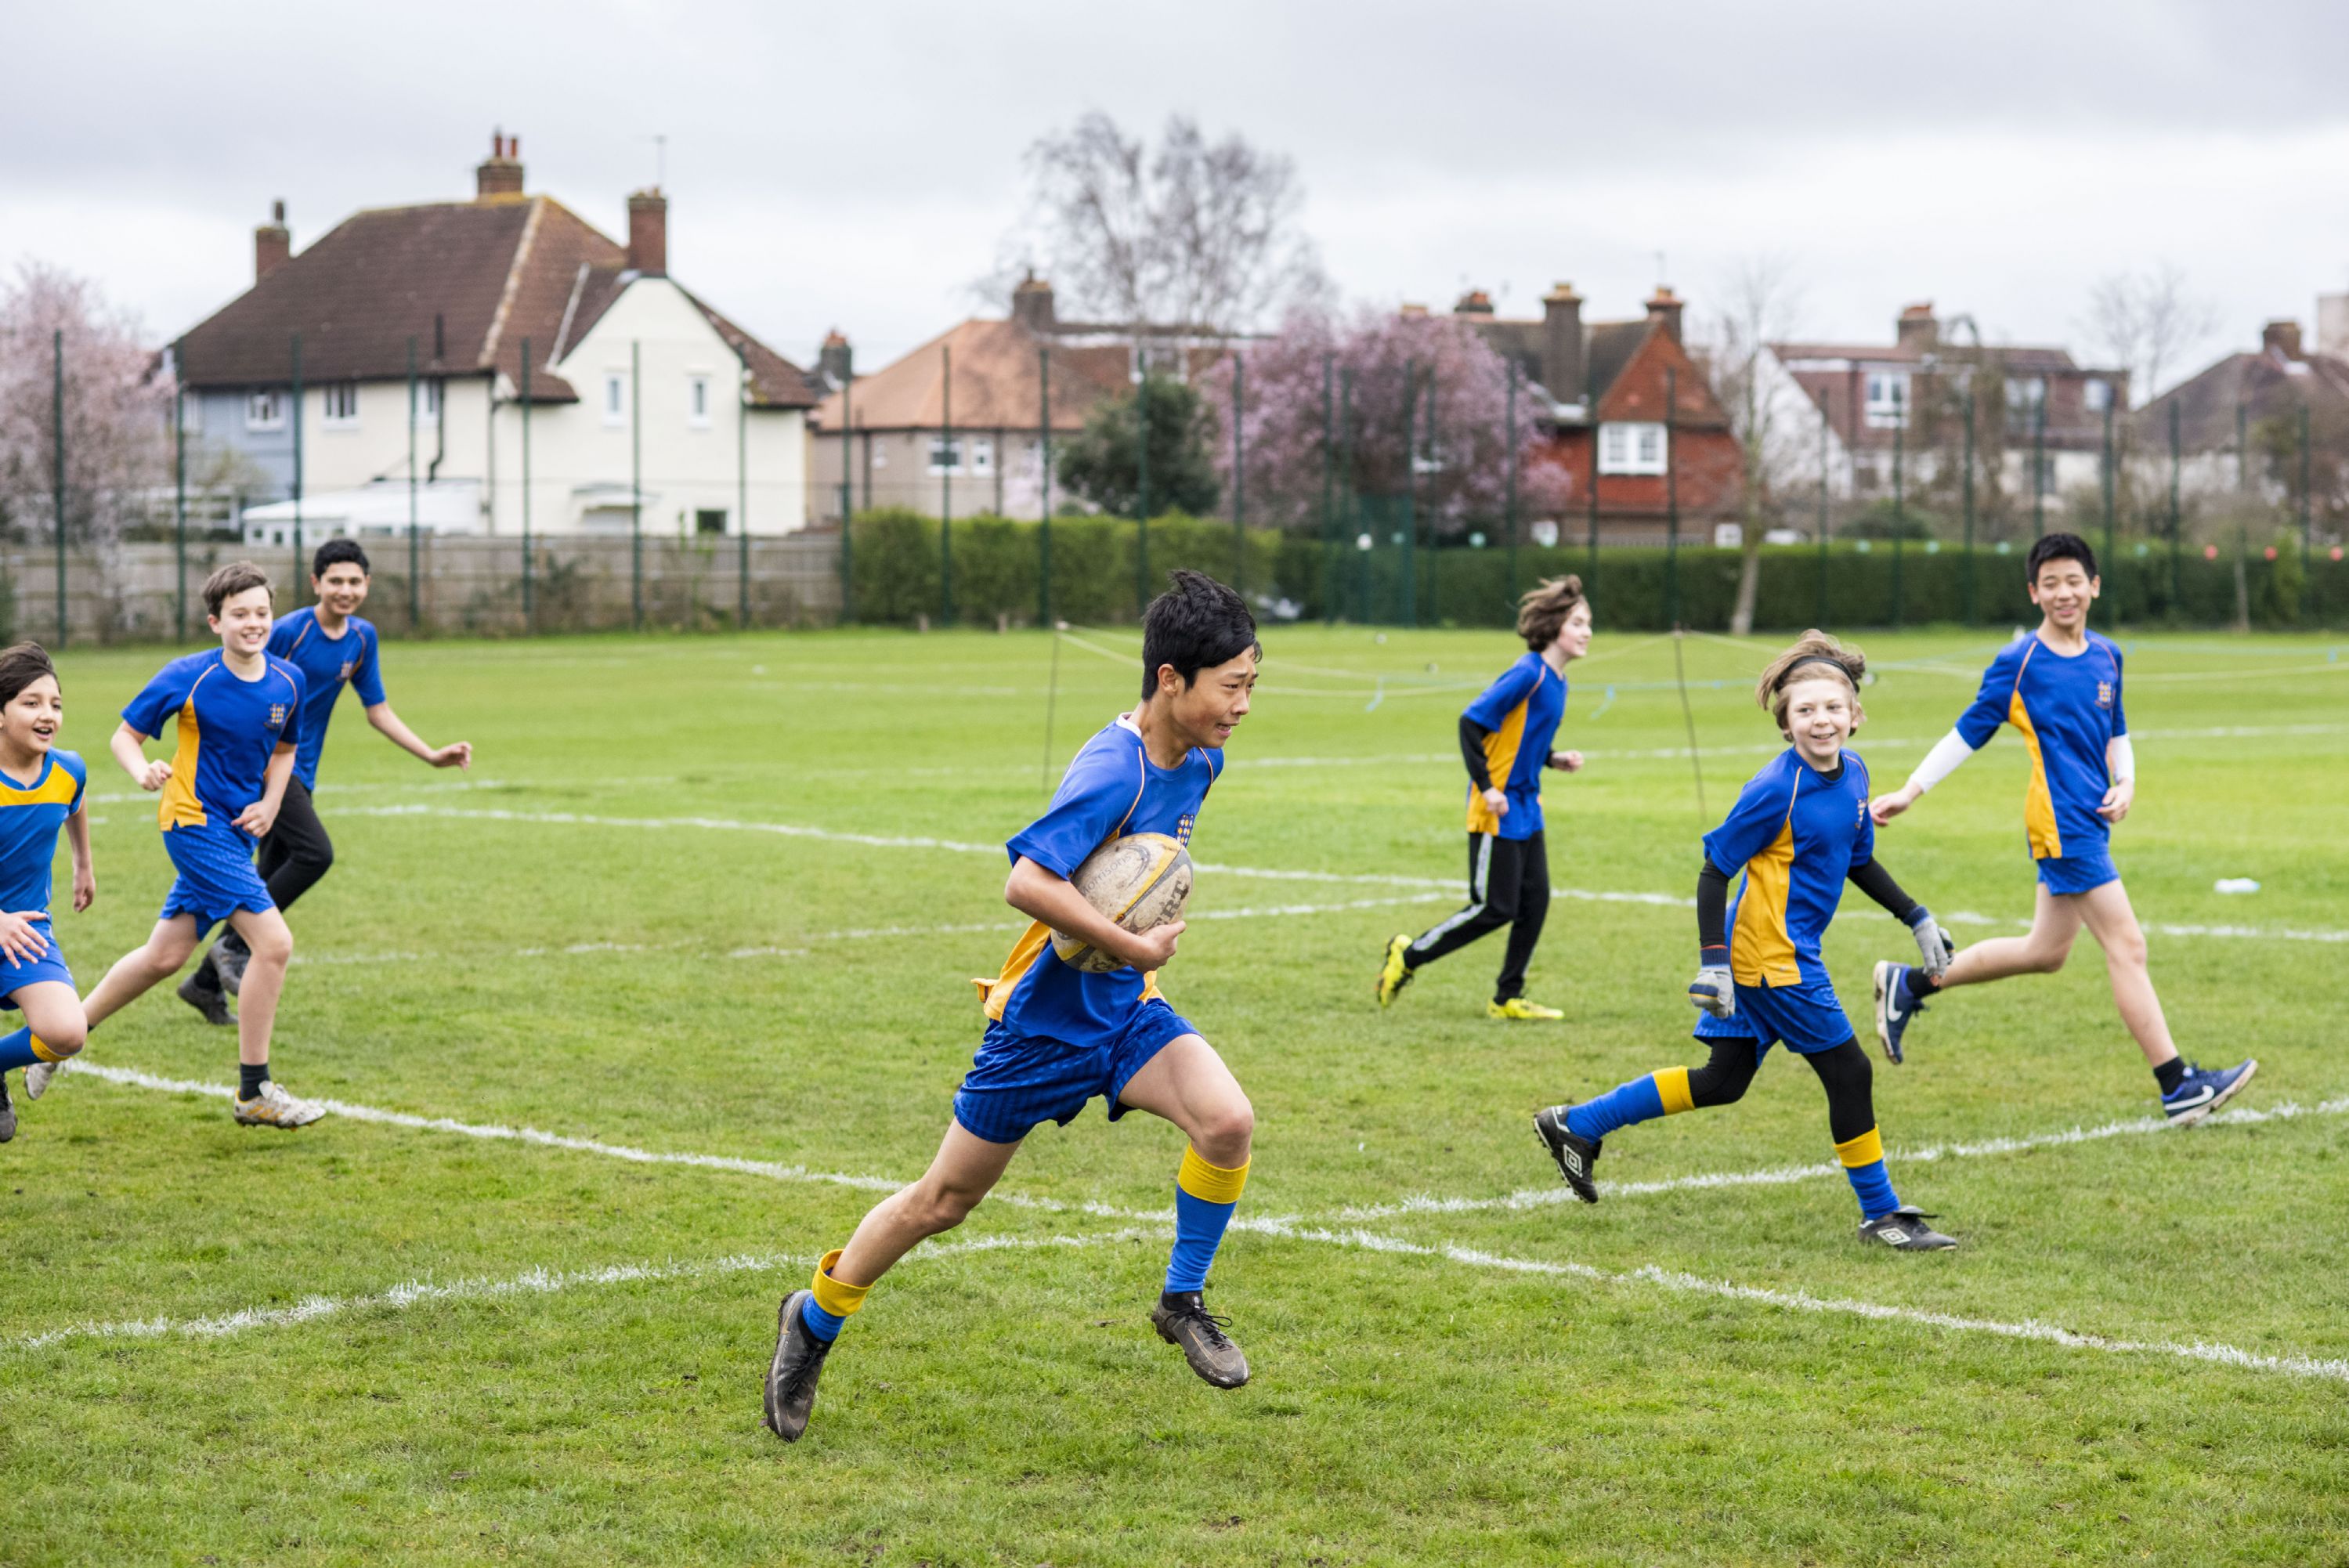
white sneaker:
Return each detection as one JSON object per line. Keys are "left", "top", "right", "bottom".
{"left": 233, "top": 1080, "right": 326, "bottom": 1129}
{"left": 23, "top": 1057, "right": 66, "bottom": 1100}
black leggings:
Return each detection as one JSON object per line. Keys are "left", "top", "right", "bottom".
{"left": 1405, "top": 831, "right": 1551, "bottom": 1002}
{"left": 206, "top": 779, "right": 334, "bottom": 968}
{"left": 1686, "top": 1033, "right": 1876, "bottom": 1144}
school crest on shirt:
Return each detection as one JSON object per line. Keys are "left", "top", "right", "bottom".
{"left": 269, "top": 703, "right": 289, "bottom": 728}
{"left": 1175, "top": 813, "right": 1195, "bottom": 844}
{"left": 338, "top": 659, "right": 356, "bottom": 681}
{"left": 2095, "top": 681, "right": 2114, "bottom": 710}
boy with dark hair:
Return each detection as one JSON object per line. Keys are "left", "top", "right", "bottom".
{"left": 1535, "top": 631, "right": 1958, "bottom": 1249}
{"left": 0, "top": 642, "right": 93, "bottom": 1143}
{"left": 1868, "top": 533, "right": 2256, "bottom": 1123}
{"left": 763, "top": 570, "right": 1263, "bottom": 1443}
{"left": 182, "top": 538, "right": 471, "bottom": 1022}
{"left": 1375, "top": 575, "right": 1589, "bottom": 1019}
{"left": 23, "top": 563, "right": 323, "bottom": 1127}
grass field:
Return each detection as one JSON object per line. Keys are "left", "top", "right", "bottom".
{"left": 2, "top": 618, "right": 2346, "bottom": 1566}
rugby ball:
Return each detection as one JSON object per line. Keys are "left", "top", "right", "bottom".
{"left": 1050, "top": 833, "right": 1194, "bottom": 973}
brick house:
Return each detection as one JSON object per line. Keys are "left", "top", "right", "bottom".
{"left": 2134, "top": 309, "right": 2349, "bottom": 508}
{"left": 174, "top": 132, "right": 822, "bottom": 544}
{"left": 1451, "top": 285, "right": 1743, "bottom": 542}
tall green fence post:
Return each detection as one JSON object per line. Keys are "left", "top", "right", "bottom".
{"left": 2300, "top": 403, "right": 2314, "bottom": 565}
{"left": 1135, "top": 365, "right": 1151, "bottom": 615}
{"left": 1231, "top": 353, "right": 1245, "bottom": 591}
{"left": 1664, "top": 365, "right": 1680, "bottom": 627}
{"left": 1038, "top": 347, "right": 1053, "bottom": 626}
{"left": 940, "top": 343, "right": 953, "bottom": 626}
{"left": 1816, "top": 405, "right": 1829, "bottom": 628}
{"left": 407, "top": 337, "right": 420, "bottom": 631}
{"left": 2101, "top": 394, "right": 2116, "bottom": 625}
{"left": 743, "top": 341, "right": 756, "bottom": 627}
{"left": 174, "top": 338, "right": 188, "bottom": 641}
{"left": 1891, "top": 416, "right": 1906, "bottom": 627}
{"left": 1505, "top": 358, "right": 1520, "bottom": 605}
{"left": 1588, "top": 403, "right": 1602, "bottom": 586}
{"left": 291, "top": 331, "right": 305, "bottom": 602}
{"left": 1400, "top": 359, "right": 1418, "bottom": 629}
{"left": 51, "top": 329, "right": 66, "bottom": 645}
{"left": 521, "top": 337, "right": 534, "bottom": 630}
{"left": 1962, "top": 388, "right": 1977, "bottom": 625}
{"left": 2032, "top": 393, "right": 2046, "bottom": 538}
{"left": 2167, "top": 399, "right": 2182, "bottom": 614}
{"left": 631, "top": 340, "right": 643, "bottom": 630}
{"left": 1337, "top": 367, "right": 1354, "bottom": 621}
{"left": 1319, "top": 353, "right": 1335, "bottom": 623}
{"left": 833, "top": 344, "right": 851, "bottom": 625}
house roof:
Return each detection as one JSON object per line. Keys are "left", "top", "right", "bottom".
{"left": 1583, "top": 320, "right": 1652, "bottom": 406}
{"left": 811, "top": 316, "right": 1135, "bottom": 434}
{"left": 2136, "top": 345, "right": 2349, "bottom": 450}
{"left": 177, "top": 195, "right": 819, "bottom": 409}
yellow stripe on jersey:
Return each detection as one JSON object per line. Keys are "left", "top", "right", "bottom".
{"left": 0, "top": 768, "right": 79, "bottom": 809}
{"left": 1466, "top": 697, "right": 1530, "bottom": 834}
{"left": 1729, "top": 786, "right": 1802, "bottom": 988}
{"left": 2007, "top": 642, "right": 2062, "bottom": 859}
{"left": 157, "top": 665, "right": 216, "bottom": 830}
{"left": 974, "top": 920, "right": 1053, "bottom": 1021}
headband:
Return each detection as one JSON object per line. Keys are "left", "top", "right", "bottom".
{"left": 1776, "top": 654, "right": 1856, "bottom": 688}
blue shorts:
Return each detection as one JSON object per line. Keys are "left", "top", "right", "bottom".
{"left": 2036, "top": 850, "right": 2120, "bottom": 897}
{"left": 158, "top": 822, "right": 274, "bottom": 939}
{"left": 952, "top": 999, "right": 1198, "bottom": 1146}
{"left": 0, "top": 921, "right": 73, "bottom": 1006}
{"left": 1693, "top": 976, "right": 1858, "bottom": 1058}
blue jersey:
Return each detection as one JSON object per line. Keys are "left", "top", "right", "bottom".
{"left": 1463, "top": 652, "right": 1567, "bottom": 840}
{"left": 272, "top": 608, "right": 386, "bottom": 789}
{"left": 0, "top": 751, "right": 86, "bottom": 918}
{"left": 1704, "top": 747, "right": 1874, "bottom": 989}
{"left": 1955, "top": 630, "right": 2127, "bottom": 862}
{"left": 977, "top": 716, "right": 1223, "bottom": 1046}
{"left": 121, "top": 651, "right": 306, "bottom": 833}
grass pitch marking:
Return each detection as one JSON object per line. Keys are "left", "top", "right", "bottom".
{"left": 2, "top": 1228, "right": 1168, "bottom": 1355}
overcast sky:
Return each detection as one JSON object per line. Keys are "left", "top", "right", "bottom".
{"left": 9, "top": 0, "right": 2348, "bottom": 396}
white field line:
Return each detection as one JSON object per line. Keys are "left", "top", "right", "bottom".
{"left": 2, "top": 1227, "right": 1169, "bottom": 1354}
{"left": 1336, "top": 1095, "right": 2349, "bottom": 1221}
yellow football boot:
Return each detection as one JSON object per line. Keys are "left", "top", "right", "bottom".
{"left": 1375, "top": 934, "right": 1416, "bottom": 1007}
{"left": 1488, "top": 998, "right": 1564, "bottom": 1021}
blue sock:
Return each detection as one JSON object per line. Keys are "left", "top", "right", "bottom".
{"left": 1563, "top": 1073, "right": 1668, "bottom": 1143}
{"left": 0, "top": 1026, "right": 56, "bottom": 1072}
{"left": 799, "top": 1295, "right": 846, "bottom": 1342}
{"left": 1165, "top": 1147, "right": 1249, "bottom": 1294}
{"left": 1836, "top": 1127, "right": 1899, "bottom": 1219}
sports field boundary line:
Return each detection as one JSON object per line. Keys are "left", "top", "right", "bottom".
{"left": 63, "top": 1064, "right": 2347, "bottom": 1227}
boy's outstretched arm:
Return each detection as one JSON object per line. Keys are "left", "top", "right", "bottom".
{"left": 1005, "top": 856, "right": 1183, "bottom": 973}
{"left": 110, "top": 721, "right": 168, "bottom": 791}
{"left": 1848, "top": 858, "right": 1954, "bottom": 977}
{"left": 365, "top": 702, "right": 472, "bottom": 769}
{"left": 1870, "top": 729, "right": 1979, "bottom": 825}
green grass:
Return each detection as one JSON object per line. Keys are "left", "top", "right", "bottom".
{"left": 3, "top": 621, "right": 2347, "bottom": 1566}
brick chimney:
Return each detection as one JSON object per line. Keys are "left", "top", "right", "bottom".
{"left": 1646, "top": 286, "right": 1684, "bottom": 345}
{"left": 255, "top": 199, "right": 291, "bottom": 282}
{"left": 627, "top": 189, "right": 667, "bottom": 276}
{"left": 2263, "top": 319, "right": 2304, "bottom": 359}
{"left": 1453, "top": 289, "right": 1495, "bottom": 316}
{"left": 1010, "top": 270, "right": 1057, "bottom": 334}
{"left": 1541, "top": 282, "right": 1585, "bottom": 406}
{"left": 819, "top": 331, "right": 852, "bottom": 386}
{"left": 475, "top": 129, "right": 524, "bottom": 199}
{"left": 1897, "top": 302, "right": 1939, "bottom": 352}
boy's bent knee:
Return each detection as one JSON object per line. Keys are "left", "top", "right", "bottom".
{"left": 1194, "top": 1099, "right": 1255, "bottom": 1164}
{"left": 37, "top": 1023, "right": 86, "bottom": 1057}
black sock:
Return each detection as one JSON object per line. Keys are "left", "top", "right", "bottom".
{"left": 1901, "top": 966, "right": 1940, "bottom": 1006}
{"left": 239, "top": 1062, "right": 270, "bottom": 1100}
{"left": 2153, "top": 1058, "right": 2187, "bottom": 1096}
{"left": 1160, "top": 1288, "right": 1202, "bottom": 1313}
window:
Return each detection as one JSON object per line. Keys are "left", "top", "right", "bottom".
{"left": 695, "top": 508, "right": 728, "bottom": 535}
{"left": 927, "top": 435, "right": 963, "bottom": 475}
{"left": 2083, "top": 378, "right": 2112, "bottom": 412}
{"left": 1863, "top": 371, "right": 1909, "bottom": 430}
{"left": 688, "top": 374, "right": 712, "bottom": 428}
{"left": 603, "top": 372, "right": 628, "bottom": 428}
{"left": 1597, "top": 421, "right": 1668, "bottom": 475}
{"left": 2006, "top": 376, "right": 2047, "bottom": 414}
{"left": 245, "top": 388, "right": 285, "bottom": 432}
{"left": 320, "top": 382, "right": 360, "bottom": 427}
{"left": 967, "top": 435, "right": 993, "bottom": 475}
{"left": 179, "top": 392, "right": 202, "bottom": 435}
{"left": 411, "top": 379, "right": 442, "bottom": 426}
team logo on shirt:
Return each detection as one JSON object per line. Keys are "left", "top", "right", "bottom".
{"left": 1176, "top": 814, "right": 1195, "bottom": 844}
{"left": 269, "top": 703, "right": 288, "bottom": 728}
{"left": 338, "top": 660, "right": 356, "bottom": 681}
{"left": 2095, "top": 681, "right": 2114, "bottom": 710}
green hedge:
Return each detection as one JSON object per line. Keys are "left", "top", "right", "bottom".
{"left": 848, "top": 510, "right": 2349, "bottom": 631}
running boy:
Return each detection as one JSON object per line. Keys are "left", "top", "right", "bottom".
{"left": 1375, "top": 575, "right": 1588, "bottom": 1019}
{"left": 1534, "top": 631, "right": 1959, "bottom": 1249}
{"left": 0, "top": 645, "right": 93, "bottom": 1143}
{"left": 764, "top": 571, "right": 1262, "bottom": 1443}
{"left": 24, "top": 562, "right": 323, "bottom": 1128}
{"left": 182, "top": 539, "right": 471, "bottom": 1022}
{"left": 1867, "top": 532, "right": 2255, "bottom": 1123}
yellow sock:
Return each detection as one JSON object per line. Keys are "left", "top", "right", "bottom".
{"left": 1651, "top": 1066, "right": 1695, "bottom": 1115}
{"left": 810, "top": 1248, "right": 872, "bottom": 1320}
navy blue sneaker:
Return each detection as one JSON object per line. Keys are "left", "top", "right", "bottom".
{"left": 1871, "top": 960, "right": 1928, "bottom": 1066}
{"left": 1533, "top": 1104, "right": 1602, "bottom": 1203}
{"left": 2161, "top": 1059, "right": 2257, "bottom": 1126}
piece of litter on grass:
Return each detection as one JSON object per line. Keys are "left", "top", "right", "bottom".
{"left": 2214, "top": 878, "right": 2260, "bottom": 895}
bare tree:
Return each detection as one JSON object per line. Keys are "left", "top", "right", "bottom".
{"left": 989, "top": 112, "right": 1328, "bottom": 343}
{"left": 1699, "top": 255, "right": 1810, "bottom": 635}
{"left": 2083, "top": 262, "right": 2218, "bottom": 407}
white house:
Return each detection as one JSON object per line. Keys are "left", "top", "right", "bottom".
{"left": 173, "top": 132, "right": 819, "bottom": 544}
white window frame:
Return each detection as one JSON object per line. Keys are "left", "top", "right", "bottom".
{"left": 180, "top": 391, "right": 203, "bottom": 436}
{"left": 603, "top": 372, "right": 629, "bottom": 429}
{"left": 687, "top": 373, "right": 712, "bottom": 428}
{"left": 967, "top": 435, "right": 994, "bottom": 476}
{"left": 927, "top": 434, "right": 966, "bottom": 475}
{"left": 320, "top": 381, "right": 360, "bottom": 428}
{"left": 2083, "top": 377, "right": 2112, "bottom": 412}
{"left": 1597, "top": 421, "right": 1668, "bottom": 476}
{"left": 1863, "top": 371, "right": 1909, "bottom": 430}
{"left": 410, "top": 379, "right": 442, "bottom": 427}
{"left": 245, "top": 388, "right": 285, "bottom": 432}
{"left": 2006, "top": 375, "right": 2047, "bottom": 413}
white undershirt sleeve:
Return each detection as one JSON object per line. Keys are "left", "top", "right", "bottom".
{"left": 2107, "top": 735, "right": 2136, "bottom": 783}
{"left": 1906, "top": 728, "right": 1979, "bottom": 795}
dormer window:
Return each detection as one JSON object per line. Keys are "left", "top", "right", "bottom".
{"left": 1598, "top": 421, "right": 1667, "bottom": 475}
{"left": 1864, "top": 372, "right": 1909, "bottom": 430}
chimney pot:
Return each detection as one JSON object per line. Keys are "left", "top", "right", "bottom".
{"left": 2263, "top": 319, "right": 2304, "bottom": 359}
{"left": 1010, "top": 271, "right": 1057, "bottom": 334}
{"left": 819, "top": 331, "right": 854, "bottom": 386}
{"left": 1453, "top": 289, "right": 1495, "bottom": 316}
{"left": 1541, "top": 283, "right": 1586, "bottom": 406}
{"left": 254, "top": 199, "right": 291, "bottom": 283}
{"left": 627, "top": 189, "right": 668, "bottom": 276}
{"left": 476, "top": 128, "right": 525, "bottom": 200}
{"left": 1646, "top": 286, "right": 1684, "bottom": 345}
{"left": 1896, "top": 302, "right": 1939, "bottom": 352}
